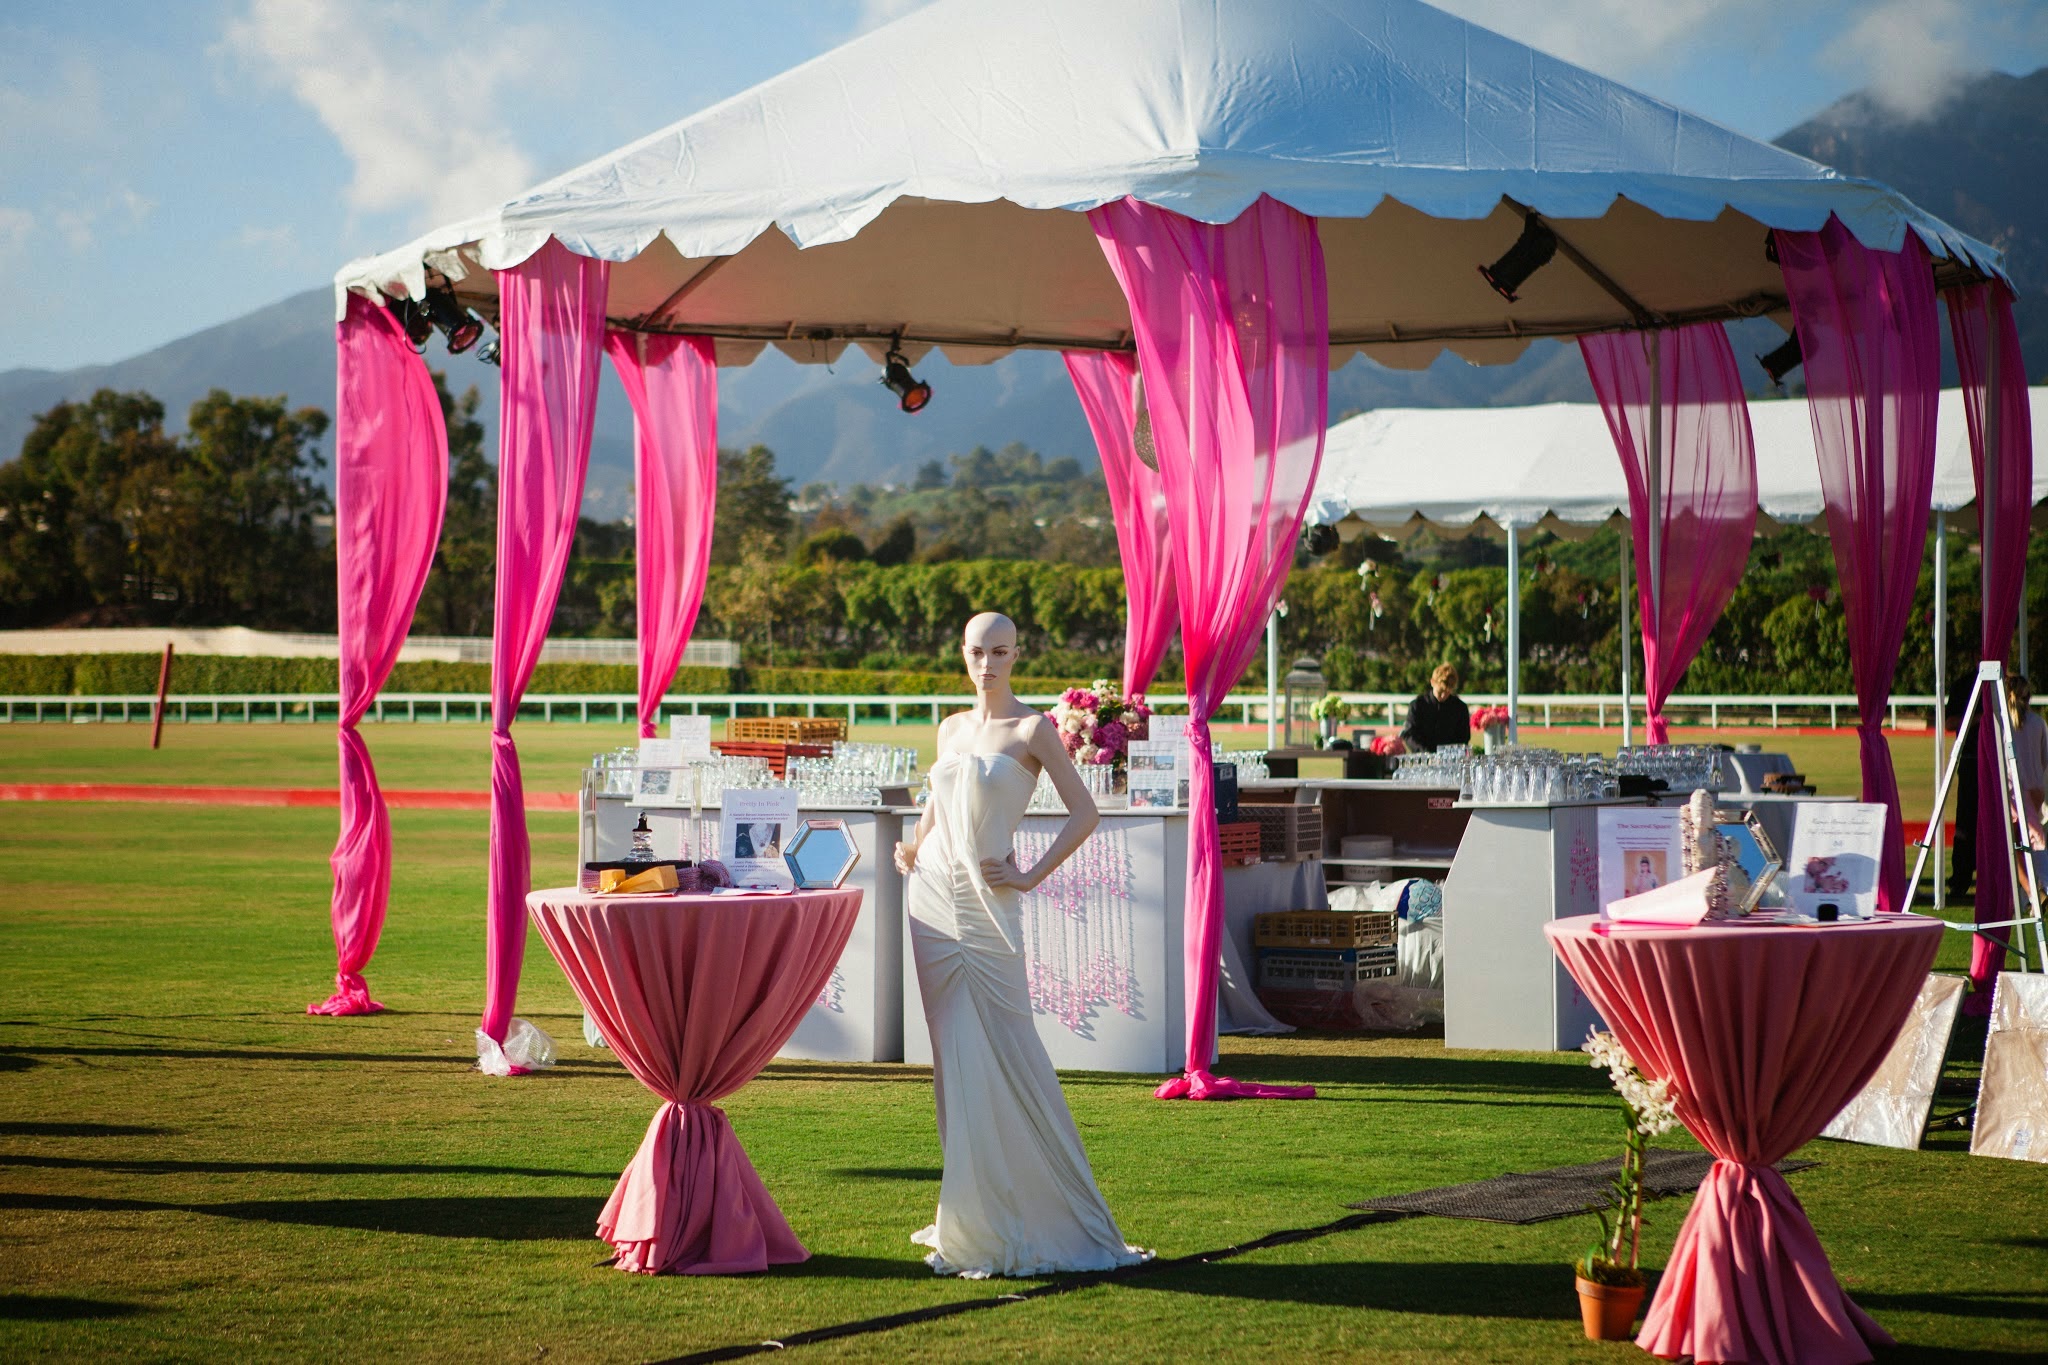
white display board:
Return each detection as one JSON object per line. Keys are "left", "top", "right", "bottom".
{"left": 722, "top": 789, "right": 799, "bottom": 889}
{"left": 1597, "top": 807, "right": 1685, "bottom": 915}
{"left": 1784, "top": 802, "right": 1889, "bottom": 918}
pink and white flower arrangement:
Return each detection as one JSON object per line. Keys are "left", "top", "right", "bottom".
{"left": 1047, "top": 679, "right": 1152, "bottom": 768}
{"left": 1470, "top": 704, "right": 1512, "bottom": 732}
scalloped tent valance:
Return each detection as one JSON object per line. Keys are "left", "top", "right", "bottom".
{"left": 333, "top": 0, "right": 2008, "bottom": 372}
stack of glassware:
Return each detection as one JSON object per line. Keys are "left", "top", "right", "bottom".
{"left": 587, "top": 751, "right": 779, "bottom": 807}
{"left": 1460, "top": 746, "right": 1616, "bottom": 804}
{"left": 1223, "top": 750, "right": 1271, "bottom": 784}
{"left": 1391, "top": 748, "right": 1470, "bottom": 787}
{"left": 784, "top": 743, "right": 918, "bottom": 806}
{"left": 1613, "top": 744, "right": 1724, "bottom": 793}
{"left": 1026, "top": 762, "right": 1122, "bottom": 813}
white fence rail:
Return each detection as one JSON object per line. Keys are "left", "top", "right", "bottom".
{"left": 0, "top": 690, "right": 1954, "bottom": 730}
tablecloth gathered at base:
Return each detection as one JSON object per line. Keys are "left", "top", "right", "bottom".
{"left": 1546, "top": 913, "right": 1942, "bottom": 1365}
{"left": 528, "top": 886, "right": 861, "bottom": 1274}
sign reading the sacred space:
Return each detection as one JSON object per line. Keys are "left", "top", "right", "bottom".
{"left": 1596, "top": 807, "right": 1685, "bottom": 918}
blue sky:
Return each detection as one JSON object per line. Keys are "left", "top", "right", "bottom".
{"left": 3, "top": 0, "right": 2046, "bottom": 374}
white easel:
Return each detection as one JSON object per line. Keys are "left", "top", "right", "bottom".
{"left": 1903, "top": 659, "right": 2048, "bottom": 970}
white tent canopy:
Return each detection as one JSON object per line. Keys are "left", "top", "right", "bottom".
{"left": 1307, "top": 388, "right": 2048, "bottom": 538}
{"left": 335, "top": 0, "right": 2006, "bottom": 373}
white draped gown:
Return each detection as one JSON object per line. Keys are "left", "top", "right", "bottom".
{"left": 907, "top": 751, "right": 1150, "bottom": 1277}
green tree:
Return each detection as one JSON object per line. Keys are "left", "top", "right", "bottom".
{"left": 710, "top": 445, "right": 794, "bottom": 564}
{"left": 413, "top": 373, "right": 497, "bottom": 637}
{"left": 868, "top": 515, "right": 918, "bottom": 566}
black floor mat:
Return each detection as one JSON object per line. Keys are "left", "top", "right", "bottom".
{"left": 1346, "top": 1150, "right": 1817, "bottom": 1225}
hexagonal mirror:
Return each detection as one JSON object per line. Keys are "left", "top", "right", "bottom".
{"left": 784, "top": 818, "right": 860, "bottom": 890}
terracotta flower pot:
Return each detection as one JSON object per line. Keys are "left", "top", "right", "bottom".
{"left": 1575, "top": 1275, "right": 1645, "bottom": 1341}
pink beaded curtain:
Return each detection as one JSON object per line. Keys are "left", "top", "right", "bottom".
{"left": 480, "top": 240, "right": 611, "bottom": 1070}
{"left": 1580, "top": 323, "right": 1759, "bottom": 744}
{"left": 1948, "top": 283, "right": 2034, "bottom": 994}
{"left": 1063, "top": 350, "right": 1176, "bottom": 696}
{"left": 605, "top": 332, "right": 719, "bottom": 739}
{"left": 312, "top": 293, "right": 449, "bottom": 1016}
{"left": 1091, "top": 193, "right": 1323, "bottom": 1102}
{"left": 1776, "top": 218, "right": 1940, "bottom": 914}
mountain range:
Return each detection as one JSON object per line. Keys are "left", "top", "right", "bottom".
{"left": 3, "top": 68, "right": 2041, "bottom": 514}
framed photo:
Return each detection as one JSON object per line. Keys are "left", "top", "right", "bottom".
{"left": 1714, "top": 809, "right": 1787, "bottom": 914}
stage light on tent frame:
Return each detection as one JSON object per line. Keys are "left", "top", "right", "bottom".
{"left": 1478, "top": 217, "right": 1558, "bottom": 303}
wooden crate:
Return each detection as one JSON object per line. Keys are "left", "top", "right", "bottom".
{"left": 710, "top": 739, "right": 832, "bottom": 779}
{"left": 726, "top": 716, "right": 848, "bottom": 745}
{"left": 1241, "top": 803, "right": 1323, "bottom": 861}
{"left": 1254, "top": 909, "right": 1397, "bottom": 951}
{"left": 1218, "top": 821, "right": 1263, "bottom": 867}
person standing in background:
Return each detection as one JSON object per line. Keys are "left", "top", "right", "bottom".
{"left": 1401, "top": 663, "right": 1471, "bottom": 753}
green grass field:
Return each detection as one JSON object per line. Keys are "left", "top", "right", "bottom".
{"left": 0, "top": 723, "right": 2041, "bottom": 1361}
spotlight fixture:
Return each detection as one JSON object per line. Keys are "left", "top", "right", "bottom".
{"left": 1302, "top": 522, "right": 1340, "bottom": 557}
{"left": 1758, "top": 333, "right": 1803, "bottom": 388}
{"left": 477, "top": 337, "right": 501, "bottom": 367}
{"left": 388, "top": 296, "right": 434, "bottom": 351}
{"left": 1478, "top": 216, "right": 1558, "bottom": 303}
{"left": 421, "top": 284, "right": 484, "bottom": 354}
{"left": 1763, "top": 230, "right": 1780, "bottom": 266}
{"left": 880, "top": 346, "right": 932, "bottom": 413}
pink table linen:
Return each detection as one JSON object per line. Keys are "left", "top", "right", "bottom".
{"left": 1546, "top": 914, "right": 1941, "bottom": 1365}
{"left": 528, "top": 886, "right": 861, "bottom": 1274}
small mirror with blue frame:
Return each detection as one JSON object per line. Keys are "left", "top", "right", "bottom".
{"left": 1716, "top": 810, "right": 1789, "bottom": 913}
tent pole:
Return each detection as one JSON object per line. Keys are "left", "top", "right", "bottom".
{"left": 1934, "top": 516, "right": 1947, "bottom": 911}
{"left": 1619, "top": 523, "right": 1633, "bottom": 749}
{"left": 1265, "top": 607, "right": 1279, "bottom": 750}
{"left": 1645, "top": 330, "right": 1664, "bottom": 741}
{"left": 1506, "top": 524, "right": 1521, "bottom": 743}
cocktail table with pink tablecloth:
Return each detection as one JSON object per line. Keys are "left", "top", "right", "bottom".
{"left": 1545, "top": 913, "right": 1942, "bottom": 1365}
{"left": 527, "top": 886, "right": 861, "bottom": 1275}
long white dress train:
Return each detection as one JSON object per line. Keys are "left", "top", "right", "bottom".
{"left": 907, "top": 751, "right": 1151, "bottom": 1277}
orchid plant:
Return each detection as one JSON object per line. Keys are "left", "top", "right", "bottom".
{"left": 1579, "top": 1028, "right": 1682, "bottom": 1288}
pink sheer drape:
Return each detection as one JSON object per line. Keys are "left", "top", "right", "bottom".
{"left": 482, "top": 240, "right": 610, "bottom": 1059}
{"left": 605, "top": 332, "right": 719, "bottom": 739}
{"left": 1091, "top": 194, "right": 1323, "bottom": 1101}
{"left": 1949, "top": 284, "right": 2034, "bottom": 991}
{"left": 1063, "top": 351, "right": 1176, "bottom": 696}
{"left": 1580, "top": 323, "right": 1759, "bottom": 744}
{"left": 312, "top": 294, "right": 449, "bottom": 1016}
{"left": 1777, "top": 219, "right": 1940, "bottom": 914}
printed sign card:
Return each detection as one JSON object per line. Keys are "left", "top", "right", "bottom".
{"left": 669, "top": 714, "right": 713, "bottom": 761}
{"left": 636, "top": 738, "right": 685, "bottom": 804}
{"left": 1126, "top": 739, "right": 1180, "bottom": 810}
{"left": 1604, "top": 867, "right": 1715, "bottom": 927}
{"left": 1597, "top": 807, "right": 1685, "bottom": 919}
{"left": 1785, "top": 802, "right": 1888, "bottom": 918}
{"left": 720, "top": 788, "right": 800, "bottom": 890}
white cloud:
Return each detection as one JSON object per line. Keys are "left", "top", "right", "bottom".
{"left": 1823, "top": 0, "right": 1974, "bottom": 121}
{"left": 1429, "top": 0, "right": 1767, "bottom": 83}
{"left": 0, "top": 207, "right": 32, "bottom": 257}
{"left": 236, "top": 222, "right": 298, "bottom": 256}
{"left": 222, "top": 0, "right": 544, "bottom": 227}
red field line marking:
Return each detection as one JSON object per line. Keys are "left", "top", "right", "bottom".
{"left": 0, "top": 783, "right": 575, "bottom": 812}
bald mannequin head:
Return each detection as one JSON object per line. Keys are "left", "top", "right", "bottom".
{"left": 962, "top": 612, "right": 1020, "bottom": 697}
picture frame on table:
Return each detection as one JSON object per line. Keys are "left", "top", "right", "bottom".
{"left": 1713, "top": 809, "right": 1788, "bottom": 915}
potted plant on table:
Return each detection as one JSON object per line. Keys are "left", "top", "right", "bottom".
{"left": 1470, "top": 704, "right": 1511, "bottom": 752}
{"left": 1575, "top": 1028, "right": 1681, "bottom": 1341}
{"left": 1046, "top": 680, "right": 1151, "bottom": 787}
{"left": 1310, "top": 693, "right": 1353, "bottom": 746}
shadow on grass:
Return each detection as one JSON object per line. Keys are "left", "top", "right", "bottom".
{"left": 1122, "top": 1258, "right": 1578, "bottom": 1319}
{"left": 830, "top": 1167, "right": 942, "bottom": 1182}
{"left": 0, "top": 1154, "right": 616, "bottom": 1180}
{"left": 0, "top": 1294, "right": 152, "bottom": 1321}
{"left": 782, "top": 1253, "right": 950, "bottom": 1282}
{"left": 0, "top": 1043, "right": 612, "bottom": 1070}
{"left": 1858, "top": 1288, "right": 2048, "bottom": 1323}
{"left": 0, "top": 1122, "right": 171, "bottom": 1138}
{"left": 0, "top": 1191, "right": 601, "bottom": 1241}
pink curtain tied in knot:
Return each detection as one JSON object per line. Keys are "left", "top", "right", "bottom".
{"left": 1948, "top": 283, "right": 2034, "bottom": 994}
{"left": 313, "top": 293, "right": 449, "bottom": 1016}
{"left": 482, "top": 240, "right": 610, "bottom": 1062}
{"left": 1091, "top": 194, "right": 1324, "bottom": 1101}
{"left": 604, "top": 332, "right": 720, "bottom": 739}
{"left": 1064, "top": 350, "right": 1177, "bottom": 697}
{"left": 1776, "top": 218, "right": 1941, "bottom": 913}
{"left": 1580, "top": 324, "right": 1758, "bottom": 745}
